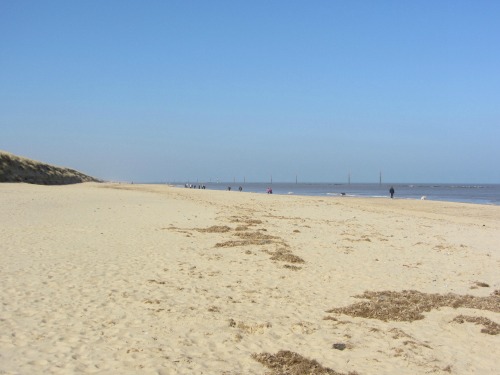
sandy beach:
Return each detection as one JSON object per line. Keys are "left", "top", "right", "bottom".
{"left": 1, "top": 182, "right": 499, "bottom": 374}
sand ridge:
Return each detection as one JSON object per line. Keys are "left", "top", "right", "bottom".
{"left": 0, "top": 151, "right": 100, "bottom": 185}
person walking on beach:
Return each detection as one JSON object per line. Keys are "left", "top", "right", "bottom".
{"left": 389, "top": 186, "right": 395, "bottom": 199}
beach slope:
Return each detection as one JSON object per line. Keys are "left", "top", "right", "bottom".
{"left": 0, "top": 183, "right": 499, "bottom": 374}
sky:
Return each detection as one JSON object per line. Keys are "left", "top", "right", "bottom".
{"left": 1, "top": 1, "right": 499, "bottom": 183}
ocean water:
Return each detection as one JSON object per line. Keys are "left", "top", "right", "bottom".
{"left": 179, "top": 182, "right": 500, "bottom": 206}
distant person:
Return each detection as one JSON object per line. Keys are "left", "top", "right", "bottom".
{"left": 267, "top": 187, "right": 273, "bottom": 194}
{"left": 227, "top": 186, "right": 231, "bottom": 191}
{"left": 239, "top": 186, "right": 243, "bottom": 192}
{"left": 389, "top": 186, "right": 395, "bottom": 198}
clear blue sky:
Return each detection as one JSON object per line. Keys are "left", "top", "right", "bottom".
{"left": 1, "top": 1, "right": 499, "bottom": 183}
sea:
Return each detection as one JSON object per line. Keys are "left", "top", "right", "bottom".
{"left": 176, "top": 182, "right": 500, "bottom": 206}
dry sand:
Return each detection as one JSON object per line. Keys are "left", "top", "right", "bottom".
{"left": 0, "top": 182, "right": 499, "bottom": 374}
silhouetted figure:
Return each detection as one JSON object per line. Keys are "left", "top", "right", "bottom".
{"left": 389, "top": 186, "right": 395, "bottom": 199}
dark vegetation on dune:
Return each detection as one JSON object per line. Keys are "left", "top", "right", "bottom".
{"left": 0, "top": 151, "right": 100, "bottom": 185}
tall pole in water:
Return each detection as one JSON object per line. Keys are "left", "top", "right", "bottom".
{"left": 379, "top": 171, "right": 382, "bottom": 185}
{"left": 348, "top": 171, "right": 351, "bottom": 185}
{"left": 296, "top": 174, "right": 298, "bottom": 184}
{"left": 271, "top": 175, "right": 273, "bottom": 184}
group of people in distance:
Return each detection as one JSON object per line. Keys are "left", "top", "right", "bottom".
{"left": 186, "top": 184, "right": 394, "bottom": 198}
{"left": 185, "top": 184, "right": 205, "bottom": 189}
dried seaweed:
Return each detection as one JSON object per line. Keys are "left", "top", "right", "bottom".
{"left": 228, "top": 216, "right": 263, "bottom": 225}
{"left": 473, "top": 281, "right": 490, "bottom": 288}
{"left": 270, "top": 249, "right": 305, "bottom": 264}
{"left": 252, "top": 350, "right": 358, "bottom": 375}
{"left": 170, "top": 219, "right": 306, "bottom": 267}
{"left": 215, "top": 231, "right": 285, "bottom": 248}
{"left": 235, "top": 225, "right": 250, "bottom": 231}
{"left": 283, "top": 264, "right": 302, "bottom": 271}
{"left": 196, "top": 225, "right": 231, "bottom": 233}
{"left": 235, "top": 231, "right": 280, "bottom": 241}
{"left": 453, "top": 315, "right": 500, "bottom": 335}
{"left": 215, "top": 239, "right": 275, "bottom": 247}
{"left": 326, "top": 290, "right": 500, "bottom": 322}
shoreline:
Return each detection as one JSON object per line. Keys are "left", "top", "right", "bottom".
{"left": 169, "top": 182, "right": 500, "bottom": 206}
{"left": 1, "top": 182, "right": 499, "bottom": 374}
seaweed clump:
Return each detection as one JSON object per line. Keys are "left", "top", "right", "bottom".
{"left": 326, "top": 290, "right": 500, "bottom": 322}
{"left": 252, "top": 350, "right": 358, "bottom": 375}
{"left": 452, "top": 315, "right": 500, "bottom": 335}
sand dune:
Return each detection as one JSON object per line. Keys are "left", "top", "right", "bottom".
{"left": 0, "top": 150, "right": 100, "bottom": 185}
{"left": 0, "top": 182, "right": 499, "bottom": 374}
